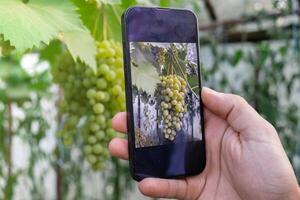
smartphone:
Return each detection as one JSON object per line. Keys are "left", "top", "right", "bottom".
{"left": 122, "top": 7, "right": 206, "bottom": 181}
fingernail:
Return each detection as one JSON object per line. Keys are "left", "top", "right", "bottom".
{"left": 202, "top": 87, "right": 222, "bottom": 97}
{"left": 202, "top": 87, "right": 216, "bottom": 94}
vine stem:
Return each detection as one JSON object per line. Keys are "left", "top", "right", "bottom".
{"left": 56, "top": 164, "right": 63, "bottom": 200}
{"left": 55, "top": 88, "right": 64, "bottom": 200}
{"left": 93, "top": 8, "right": 101, "bottom": 38}
{"left": 111, "top": 5, "right": 121, "bottom": 25}
{"left": 173, "top": 54, "right": 199, "bottom": 98}
{"left": 101, "top": 4, "right": 107, "bottom": 40}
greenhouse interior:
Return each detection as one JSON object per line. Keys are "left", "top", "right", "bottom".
{"left": 0, "top": 0, "right": 299, "bottom": 199}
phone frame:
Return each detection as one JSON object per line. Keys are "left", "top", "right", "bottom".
{"left": 122, "top": 6, "right": 206, "bottom": 181}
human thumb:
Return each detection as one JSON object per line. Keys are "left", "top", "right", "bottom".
{"left": 201, "top": 87, "right": 270, "bottom": 134}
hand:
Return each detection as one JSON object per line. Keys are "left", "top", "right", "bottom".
{"left": 109, "top": 87, "right": 300, "bottom": 200}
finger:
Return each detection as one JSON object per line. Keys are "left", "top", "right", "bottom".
{"left": 201, "top": 87, "right": 264, "bottom": 133}
{"left": 203, "top": 108, "right": 213, "bottom": 126}
{"left": 108, "top": 138, "right": 128, "bottom": 160}
{"left": 112, "top": 112, "right": 127, "bottom": 133}
{"left": 138, "top": 178, "right": 188, "bottom": 199}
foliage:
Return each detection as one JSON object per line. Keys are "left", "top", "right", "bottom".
{"left": 0, "top": 0, "right": 96, "bottom": 69}
{"left": 72, "top": 0, "right": 123, "bottom": 42}
{"left": 201, "top": 34, "right": 300, "bottom": 183}
{"left": 0, "top": 55, "right": 52, "bottom": 199}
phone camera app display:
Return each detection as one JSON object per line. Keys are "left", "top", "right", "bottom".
{"left": 130, "top": 42, "right": 203, "bottom": 148}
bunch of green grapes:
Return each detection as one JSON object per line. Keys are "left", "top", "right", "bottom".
{"left": 51, "top": 40, "right": 125, "bottom": 170}
{"left": 83, "top": 40, "right": 125, "bottom": 170}
{"left": 51, "top": 53, "right": 87, "bottom": 146}
{"left": 159, "top": 75, "right": 187, "bottom": 141}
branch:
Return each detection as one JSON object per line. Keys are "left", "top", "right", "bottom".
{"left": 202, "top": 0, "right": 217, "bottom": 21}
{"left": 199, "top": 10, "right": 300, "bottom": 31}
{"left": 200, "top": 24, "right": 296, "bottom": 44}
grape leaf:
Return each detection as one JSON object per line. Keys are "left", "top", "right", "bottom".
{"left": 60, "top": 30, "right": 97, "bottom": 71}
{"left": 131, "top": 62, "right": 160, "bottom": 96}
{"left": 0, "top": 86, "right": 30, "bottom": 103}
{"left": 0, "top": 0, "right": 96, "bottom": 69}
{"left": 0, "top": 60, "right": 40, "bottom": 102}
{"left": 160, "top": 0, "right": 171, "bottom": 7}
{"left": 121, "top": 0, "right": 137, "bottom": 8}
{"left": 0, "top": 59, "right": 50, "bottom": 85}
{"left": 99, "top": 0, "right": 121, "bottom": 4}
{"left": 72, "top": 0, "right": 123, "bottom": 42}
{"left": 39, "top": 40, "right": 62, "bottom": 65}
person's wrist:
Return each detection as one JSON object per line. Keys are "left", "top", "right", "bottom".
{"left": 287, "top": 186, "right": 300, "bottom": 200}
{"left": 296, "top": 187, "right": 300, "bottom": 199}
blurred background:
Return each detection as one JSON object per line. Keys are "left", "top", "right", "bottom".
{"left": 0, "top": 0, "right": 299, "bottom": 199}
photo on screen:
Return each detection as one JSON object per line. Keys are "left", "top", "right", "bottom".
{"left": 130, "top": 42, "right": 203, "bottom": 148}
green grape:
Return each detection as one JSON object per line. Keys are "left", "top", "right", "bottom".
{"left": 90, "top": 123, "right": 100, "bottom": 132}
{"left": 171, "top": 100, "right": 177, "bottom": 105}
{"left": 107, "top": 128, "right": 116, "bottom": 139}
{"left": 95, "top": 115, "right": 106, "bottom": 125}
{"left": 95, "top": 91, "right": 105, "bottom": 101}
{"left": 158, "top": 75, "right": 187, "bottom": 140}
{"left": 93, "top": 144, "right": 103, "bottom": 154}
{"left": 163, "top": 110, "right": 169, "bottom": 116}
{"left": 102, "top": 92, "right": 110, "bottom": 102}
{"left": 96, "top": 78, "right": 107, "bottom": 89}
{"left": 89, "top": 99, "right": 96, "bottom": 105}
{"left": 169, "top": 135, "right": 175, "bottom": 141}
{"left": 111, "top": 85, "right": 122, "bottom": 96}
{"left": 88, "top": 136, "right": 97, "bottom": 144}
{"left": 105, "top": 70, "right": 116, "bottom": 81}
{"left": 87, "top": 89, "right": 96, "bottom": 99}
{"left": 84, "top": 145, "right": 92, "bottom": 154}
{"left": 87, "top": 155, "right": 97, "bottom": 164}
{"left": 98, "top": 64, "right": 110, "bottom": 75}
{"left": 93, "top": 103, "right": 104, "bottom": 114}
{"left": 96, "top": 131, "right": 105, "bottom": 140}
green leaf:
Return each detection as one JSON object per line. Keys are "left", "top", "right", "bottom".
{"left": 131, "top": 62, "right": 160, "bottom": 96}
{"left": 187, "top": 75, "right": 199, "bottom": 93}
{"left": 0, "top": 59, "right": 50, "bottom": 102}
{"left": 72, "top": 0, "right": 123, "bottom": 42}
{"left": 104, "top": 4, "right": 123, "bottom": 42}
{"left": 99, "top": 0, "right": 121, "bottom": 4}
{"left": 0, "top": 86, "right": 31, "bottom": 103}
{"left": 0, "top": 60, "right": 31, "bottom": 86}
{"left": 60, "top": 30, "right": 97, "bottom": 71}
{"left": 121, "top": 0, "right": 137, "bottom": 8}
{"left": 256, "top": 42, "right": 270, "bottom": 67}
{"left": 160, "top": 0, "right": 171, "bottom": 7}
{"left": 39, "top": 40, "right": 62, "bottom": 65}
{"left": 229, "top": 49, "right": 243, "bottom": 66}
{"left": 0, "top": 0, "right": 96, "bottom": 68}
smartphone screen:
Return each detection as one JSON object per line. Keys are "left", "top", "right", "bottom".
{"left": 122, "top": 7, "right": 206, "bottom": 181}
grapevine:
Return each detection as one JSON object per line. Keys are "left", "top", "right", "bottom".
{"left": 51, "top": 40, "right": 125, "bottom": 170}
{"left": 159, "top": 74, "right": 187, "bottom": 140}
